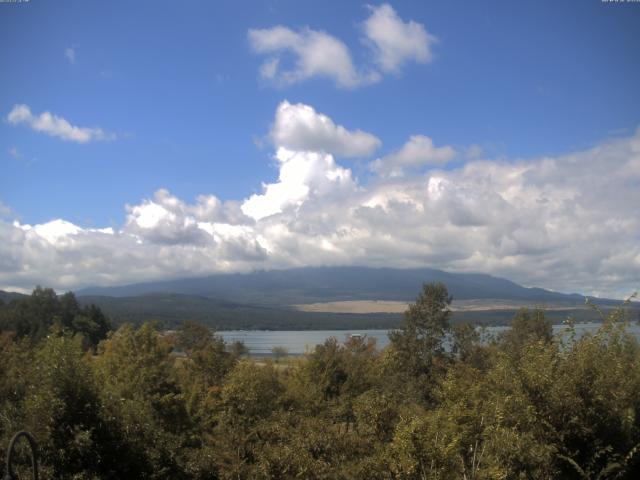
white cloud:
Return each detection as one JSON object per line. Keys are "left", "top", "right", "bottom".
{"left": 271, "top": 101, "right": 381, "bottom": 157}
{"left": 363, "top": 3, "right": 437, "bottom": 73}
{"left": 124, "top": 189, "right": 246, "bottom": 245}
{"left": 241, "top": 147, "right": 355, "bottom": 221}
{"left": 248, "top": 4, "right": 434, "bottom": 88}
{"left": 27, "top": 219, "right": 82, "bottom": 244}
{"left": 65, "top": 47, "right": 76, "bottom": 64}
{"left": 0, "top": 103, "right": 638, "bottom": 299}
{"left": 243, "top": 101, "right": 371, "bottom": 220}
{"left": 6, "top": 104, "right": 114, "bottom": 143}
{"left": 248, "top": 26, "right": 377, "bottom": 88}
{"left": 370, "top": 135, "right": 455, "bottom": 177}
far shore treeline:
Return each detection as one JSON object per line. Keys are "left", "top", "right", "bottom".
{"left": 1, "top": 284, "right": 640, "bottom": 478}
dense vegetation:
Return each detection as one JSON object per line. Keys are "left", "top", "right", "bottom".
{"left": 1, "top": 284, "right": 640, "bottom": 479}
{"left": 0, "top": 287, "right": 111, "bottom": 348}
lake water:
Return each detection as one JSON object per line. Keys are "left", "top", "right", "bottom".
{"left": 219, "top": 322, "right": 640, "bottom": 356}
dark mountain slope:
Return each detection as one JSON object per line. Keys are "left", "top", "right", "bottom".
{"left": 77, "top": 266, "right": 589, "bottom": 305}
{"left": 0, "top": 290, "right": 28, "bottom": 303}
{"left": 77, "top": 293, "right": 402, "bottom": 330}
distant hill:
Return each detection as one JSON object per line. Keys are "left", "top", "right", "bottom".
{"left": 76, "top": 293, "right": 617, "bottom": 330}
{"left": 78, "top": 266, "right": 592, "bottom": 306}
{"left": 3, "top": 268, "right": 628, "bottom": 330}
{"left": 77, "top": 293, "right": 403, "bottom": 330}
{"left": 0, "top": 290, "right": 27, "bottom": 303}
{"left": 74, "top": 266, "right": 627, "bottom": 329}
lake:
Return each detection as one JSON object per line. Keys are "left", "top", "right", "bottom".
{"left": 219, "top": 322, "right": 640, "bottom": 356}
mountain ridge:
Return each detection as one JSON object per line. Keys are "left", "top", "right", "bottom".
{"left": 76, "top": 266, "right": 593, "bottom": 305}
{"left": 3, "top": 267, "right": 631, "bottom": 329}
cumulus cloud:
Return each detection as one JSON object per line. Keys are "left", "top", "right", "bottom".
{"left": 6, "top": 104, "right": 114, "bottom": 143}
{"left": 124, "top": 189, "right": 250, "bottom": 245}
{"left": 363, "top": 3, "right": 437, "bottom": 73}
{"left": 0, "top": 103, "right": 638, "bottom": 299}
{"left": 248, "top": 4, "right": 434, "bottom": 88}
{"left": 370, "top": 135, "right": 455, "bottom": 177}
{"left": 248, "top": 26, "right": 374, "bottom": 88}
{"left": 271, "top": 101, "right": 381, "bottom": 156}
{"left": 243, "top": 101, "right": 368, "bottom": 220}
{"left": 241, "top": 147, "right": 356, "bottom": 221}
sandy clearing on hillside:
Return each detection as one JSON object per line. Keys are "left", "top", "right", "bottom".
{"left": 293, "top": 299, "right": 586, "bottom": 314}
{"left": 294, "top": 300, "right": 409, "bottom": 314}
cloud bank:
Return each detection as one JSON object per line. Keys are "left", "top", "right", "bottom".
{"left": 249, "top": 4, "right": 436, "bottom": 88}
{"left": 1, "top": 101, "right": 639, "bottom": 298}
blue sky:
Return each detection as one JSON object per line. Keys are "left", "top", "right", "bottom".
{"left": 0, "top": 1, "right": 639, "bottom": 296}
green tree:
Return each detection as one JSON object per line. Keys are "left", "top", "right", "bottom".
{"left": 0, "top": 287, "right": 111, "bottom": 347}
{"left": 387, "top": 282, "right": 452, "bottom": 403}
{"left": 214, "top": 361, "right": 284, "bottom": 479}
{"left": 499, "top": 308, "right": 552, "bottom": 357}
{"left": 93, "top": 323, "right": 190, "bottom": 479}
{"left": 0, "top": 331, "right": 117, "bottom": 479}
{"left": 174, "top": 321, "right": 237, "bottom": 425}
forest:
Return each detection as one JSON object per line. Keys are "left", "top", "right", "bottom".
{"left": 1, "top": 284, "right": 640, "bottom": 479}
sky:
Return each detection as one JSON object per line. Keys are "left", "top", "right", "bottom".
{"left": 0, "top": 0, "right": 639, "bottom": 298}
